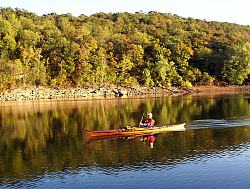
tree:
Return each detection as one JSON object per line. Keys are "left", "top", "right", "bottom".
{"left": 221, "top": 42, "right": 250, "bottom": 85}
{"left": 0, "top": 9, "right": 250, "bottom": 90}
{"left": 117, "top": 56, "right": 134, "bottom": 85}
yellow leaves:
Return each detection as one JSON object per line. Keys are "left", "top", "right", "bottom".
{"left": 21, "top": 29, "right": 40, "bottom": 47}
{"left": 79, "top": 46, "right": 90, "bottom": 62}
{"left": 128, "top": 44, "right": 144, "bottom": 65}
{"left": 180, "top": 43, "right": 194, "bottom": 57}
{"left": 132, "top": 30, "right": 151, "bottom": 45}
{"left": 20, "top": 16, "right": 35, "bottom": 30}
{"left": 77, "top": 25, "right": 91, "bottom": 36}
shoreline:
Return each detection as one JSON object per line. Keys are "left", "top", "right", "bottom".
{"left": 191, "top": 85, "right": 250, "bottom": 95}
{"left": 0, "top": 85, "right": 250, "bottom": 102}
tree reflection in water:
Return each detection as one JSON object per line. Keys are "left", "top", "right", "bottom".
{"left": 0, "top": 94, "right": 250, "bottom": 184}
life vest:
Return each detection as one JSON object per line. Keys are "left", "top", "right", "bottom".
{"left": 145, "top": 118, "right": 155, "bottom": 127}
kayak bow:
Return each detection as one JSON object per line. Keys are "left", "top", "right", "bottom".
{"left": 86, "top": 123, "right": 186, "bottom": 138}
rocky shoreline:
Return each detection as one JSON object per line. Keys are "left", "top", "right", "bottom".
{"left": 0, "top": 85, "right": 249, "bottom": 101}
{"left": 0, "top": 86, "right": 198, "bottom": 101}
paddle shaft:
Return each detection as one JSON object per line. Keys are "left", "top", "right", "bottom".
{"left": 139, "top": 113, "right": 144, "bottom": 127}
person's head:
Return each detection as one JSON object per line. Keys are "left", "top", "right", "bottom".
{"left": 147, "top": 113, "right": 153, "bottom": 119}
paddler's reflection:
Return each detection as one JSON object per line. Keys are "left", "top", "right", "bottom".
{"left": 140, "top": 134, "right": 156, "bottom": 148}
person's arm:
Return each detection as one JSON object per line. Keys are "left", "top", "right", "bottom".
{"left": 151, "top": 119, "right": 155, "bottom": 126}
{"left": 139, "top": 122, "right": 146, "bottom": 126}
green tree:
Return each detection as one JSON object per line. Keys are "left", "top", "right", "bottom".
{"left": 221, "top": 42, "right": 250, "bottom": 85}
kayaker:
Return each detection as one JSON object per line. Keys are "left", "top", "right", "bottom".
{"left": 140, "top": 113, "right": 155, "bottom": 127}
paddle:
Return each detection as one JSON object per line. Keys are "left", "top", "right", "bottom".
{"left": 139, "top": 113, "right": 144, "bottom": 127}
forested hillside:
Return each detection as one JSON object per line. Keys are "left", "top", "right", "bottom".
{"left": 0, "top": 8, "right": 250, "bottom": 91}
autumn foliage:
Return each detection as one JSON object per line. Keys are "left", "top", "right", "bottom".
{"left": 0, "top": 8, "right": 250, "bottom": 91}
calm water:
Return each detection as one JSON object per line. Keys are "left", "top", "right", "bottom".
{"left": 1, "top": 94, "right": 250, "bottom": 189}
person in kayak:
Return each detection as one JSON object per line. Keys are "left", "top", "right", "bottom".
{"left": 140, "top": 113, "right": 155, "bottom": 127}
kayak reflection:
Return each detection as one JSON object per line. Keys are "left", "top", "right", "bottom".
{"left": 86, "top": 132, "right": 157, "bottom": 149}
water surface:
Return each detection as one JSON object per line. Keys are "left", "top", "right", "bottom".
{"left": 1, "top": 94, "right": 250, "bottom": 188}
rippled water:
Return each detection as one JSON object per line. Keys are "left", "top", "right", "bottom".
{"left": 1, "top": 94, "right": 250, "bottom": 188}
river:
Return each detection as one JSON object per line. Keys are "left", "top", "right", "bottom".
{"left": 1, "top": 93, "right": 250, "bottom": 188}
